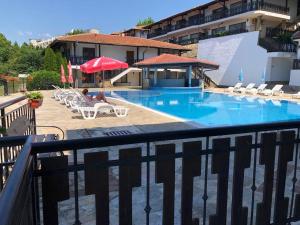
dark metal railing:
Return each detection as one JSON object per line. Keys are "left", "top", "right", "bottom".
{"left": 294, "top": 59, "right": 300, "bottom": 70}
{"left": 67, "top": 56, "right": 92, "bottom": 65}
{"left": 147, "top": 1, "right": 289, "bottom": 39}
{"left": 0, "top": 136, "right": 34, "bottom": 225}
{"left": 259, "top": 38, "right": 297, "bottom": 53}
{"left": 176, "top": 29, "right": 248, "bottom": 45}
{"left": 0, "top": 96, "right": 36, "bottom": 191}
{"left": 2, "top": 121, "right": 300, "bottom": 224}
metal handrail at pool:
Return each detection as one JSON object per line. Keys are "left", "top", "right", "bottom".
{"left": 1, "top": 120, "right": 300, "bottom": 225}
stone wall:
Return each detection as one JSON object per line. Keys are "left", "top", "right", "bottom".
{"left": 181, "top": 44, "right": 198, "bottom": 58}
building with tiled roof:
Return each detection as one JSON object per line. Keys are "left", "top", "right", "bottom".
{"left": 50, "top": 33, "right": 191, "bottom": 88}
{"left": 134, "top": 53, "right": 219, "bottom": 69}
{"left": 111, "top": 26, "right": 149, "bottom": 38}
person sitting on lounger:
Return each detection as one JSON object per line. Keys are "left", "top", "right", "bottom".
{"left": 95, "top": 91, "right": 109, "bottom": 103}
{"left": 82, "top": 89, "right": 93, "bottom": 101}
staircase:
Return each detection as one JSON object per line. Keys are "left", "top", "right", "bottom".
{"left": 110, "top": 67, "right": 141, "bottom": 85}
{"left": 195, "top": 69, "right": 218, "bottom": 88}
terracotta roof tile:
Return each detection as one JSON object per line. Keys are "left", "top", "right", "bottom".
{"left": 53, "top": 33, "right": 189, "bottom": 51}
{"left": 134, "top": 54, "right": 219, "bottom": 69}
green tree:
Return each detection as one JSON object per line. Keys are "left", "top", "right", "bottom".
{"left": 43, "top": 48, "right": 57, "bottom": 71}
{"left": 0, "top": 33, "right": 13, "bottom": 63}
{"left": 55, "top": 51, "right": 68, "bottom": 75}
{"left": 27, "top": 70, "right": 61, "bottom": 90}
{"left": 66, "top": 29, "right": 86, "bottom": 35}
{"left": 9, "top": 44, "right": 44, "bottom": 74}
{"left": 136, "top": 17, "right": 155, "bottom": 26}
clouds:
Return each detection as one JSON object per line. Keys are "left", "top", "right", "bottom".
{"left": 17, "top": 31, "right": 32, "bottom": 36}
{"left": 17, "top": 31, "right": 52, "bottom": 38}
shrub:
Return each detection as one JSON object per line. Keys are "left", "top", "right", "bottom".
{"left": 27, "top": 70, "right": 61, "bottom": 90}
{"left": 26, "top": 91, "right": 43, "bottom": 100}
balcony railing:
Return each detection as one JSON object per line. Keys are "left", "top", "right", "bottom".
{"left": 67, "top": 56, "right": 92, "bottom": 65}
{"left": 2, "top": 121, "right": 300, "bottom": 224}
{"left": 147, "top": 1, "right": 289, "bottom": 39}
{"left": 176, "top": 28, "right": 248, "bottom": 45}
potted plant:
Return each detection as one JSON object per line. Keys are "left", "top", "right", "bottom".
{"left": 26, "top": 91, "right": 43, "bottom": 109}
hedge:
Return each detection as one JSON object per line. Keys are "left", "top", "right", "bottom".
{"left": 27, "top": 70, "right": 61, "bottom": 90}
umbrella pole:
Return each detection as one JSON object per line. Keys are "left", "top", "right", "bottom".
{"left": 102, "top": 71, "right": 104, "bottom": 89}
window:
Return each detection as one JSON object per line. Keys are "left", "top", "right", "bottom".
{"left": 213, "top": 7, "right": 224, "bottom": 14}
{"left": 82, "top": 48, "right": 95, "bottom": 61}
{"left": 188, "top": 14, "right": 200, "bottom": 25}
{"left": 190, "top": 33, "right": 200, "bottom": 39}
{"left": 230, "top": 1, "right": 243, "bottom": 15}
{"left": 178, "top": 35, "right": 189, "bottom": 41}
{"left": 212, "top": 27, "right": 226, "bottom": 35}
{"left": 229, "top": 22, "right": 246, "bottom": 33}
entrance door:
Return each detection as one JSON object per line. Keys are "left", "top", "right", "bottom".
{"left": 126, "top": 51, "right": 135, "bottom": 66}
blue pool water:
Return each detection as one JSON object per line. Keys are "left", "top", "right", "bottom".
{"left": 101, "top": 88, "right": 300, "bottom": 127}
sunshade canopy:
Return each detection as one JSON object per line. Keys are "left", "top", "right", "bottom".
{"left": 80, "top": 57, "right": 129, "bottom": 74}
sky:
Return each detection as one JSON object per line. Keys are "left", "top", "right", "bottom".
{"left": 0, "top": 0, "right": 210, "bottom": 44}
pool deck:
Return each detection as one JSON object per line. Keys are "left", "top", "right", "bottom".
{"left": 3, "top": 86, "right": 300, "bottom": 139}
{"left": 35, "top": 88, "right": 194, "bottom": 139}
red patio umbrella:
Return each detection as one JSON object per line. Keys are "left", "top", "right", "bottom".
{"left": 67, "top": 61, "right": 73, "bottom": 85}
{"left": 60, "top": 64, "right": 67, "bottom": 84}
{"left": 80, "top": 56, "right": 128, "bottom": 74}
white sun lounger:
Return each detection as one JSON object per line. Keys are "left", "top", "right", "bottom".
{"left": 239, "top": 83, "right": 256, "bottom": 94}
{"left": 261, "top": 84, "right": 283, "bottom": 96}
{"left": 292, "top": 92, "right": 300, "bottom": 99}
{"left": 79, "top": 103, "right": 129, "bottom": 120}
{"left": 246, "top": 84, "right": 268, "bottom": 95}
{"left": 227, "top": 83, "right": 243, "bottom": 93}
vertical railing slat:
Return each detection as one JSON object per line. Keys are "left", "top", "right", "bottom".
{"left": 41, "top": 156, "right": 69, "bottom": 225}
{"left": 181, "top": 141, "right": 202, "bottom": 225}
{"left": 156, "top": 144, "right": 175, "bottom": 225}
{"left": 255, "top": 132, "right": 277, "bottom": 225}
{"left": 274, "top": 131, "right": 295, "bottom": 224}
{"left": 119, "top": 148, "right": 142, "bottom": 225}
{"left": 209, "top": 138, "right": 230, "bottom": 225}
{"left": 231, "top": 135, "right": 252, "bottom": 225}
{"left": 84, "top": 151, "right": 109, "bottom": 225}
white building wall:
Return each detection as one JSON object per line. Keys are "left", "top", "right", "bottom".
{"left": 75, "top": 43, "right": 100, "bottom": 57}
{"left": 127, "top": 72, "right": 141, "bottom": 86}
{"left": 289, "top": 70, "right": 300, "bottom": 86}
{"left": 198, "top": 31, "right": 269, "bottom": 86}
{"left": 269, "top": 57, "right": 293, "bottom": 82}
{"left": 101, "top": 45, "right": 137, "bottom": 62}
{"left": 73, "top": 44, "right": 159, "bottom": 62}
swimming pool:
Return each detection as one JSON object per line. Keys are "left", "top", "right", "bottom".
{"left": 104, "top": 88, "right": 300, "bottom": 127}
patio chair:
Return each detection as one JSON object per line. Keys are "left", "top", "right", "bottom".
{"left": 246, "top": 84, "right": 267, "bottom": 95}
{"left": 78, "top": 103, "right": 129, "bottom": 120}
{"left": 239, "top": 83, "right": 256, "bottom": 94}
{"left": 227, "top": 83, "right": 243, "bottom": 93}
{"left": 261, "top": 84, "right": 284, "bottom": 96}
